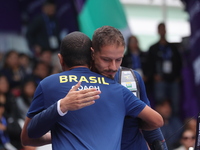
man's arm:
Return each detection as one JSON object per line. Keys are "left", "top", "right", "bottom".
{"left": 21, "top": 82, "right": 101, "bottom": 146}
{"left": 27, "top": 82, "right": 101, "bottom": 138}
{"left": 142, "top": 129, "right": 167, "bottom": 150}
{"left": 134, "top": 71, "right": 167, "bottom": 149}
{"left": 21, "top": 117, "right": 51, "bottom": 147}
{"left": 137, "top": 105, "right": 164, "bottom": 131}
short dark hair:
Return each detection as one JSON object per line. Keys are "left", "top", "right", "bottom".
{"left": 60, "top": 31, "right": 92, "bottom": 68}
{"left": 158, "top": 22, "right": 165, "bottom": 30}
{"left": 92, "top": 26, "right": 125, "bottom": 52}
{"left": 43, "top": 0, "right": 55, "bottom": 6}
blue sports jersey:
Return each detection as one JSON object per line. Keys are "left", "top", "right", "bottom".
{"left": 115, "top": 69, "right": 167, "bottom": 150}
{"left": 27, "top": 67, "right": 146, "bottom": 150}
{"left": 115, "top": 70, "right": 149, "bottom": 150}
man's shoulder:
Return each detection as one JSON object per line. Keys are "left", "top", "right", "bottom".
{"left": 40, "top": 73, "right": 61, "bottom": 84}
{"left": 30, "top": 14, "right": 44, "bottom": 24}
{"left": 149, "top": 42, "right": 160, "bottom": 50}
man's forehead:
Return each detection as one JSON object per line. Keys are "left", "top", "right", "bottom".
{"left": 99, "top": 45, "right": 124, "bottom": 52}
{"left": 97, "top": 47, "right": 124, "bottom": 59}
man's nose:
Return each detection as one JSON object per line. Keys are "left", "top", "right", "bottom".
{"left": 109, "top": 61, "right": 117, "bottom": 70}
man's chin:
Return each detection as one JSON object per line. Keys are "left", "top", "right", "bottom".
{"left": 103, "top": 73, "right": 114, "bottom": 79}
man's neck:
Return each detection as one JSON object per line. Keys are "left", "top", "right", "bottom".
{"left": 159, "top": 37, "right": 167, "bottom": 45}
{"left": 68, "top": 66, "right": 89, "bottom": 70}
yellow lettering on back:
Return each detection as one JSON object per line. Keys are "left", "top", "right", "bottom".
{"left": 59, "top": 75, "right": 68, "bottom": 83}
{"left": 97, "top": 77, "right": 101, "bottom": 84}
{"left": 79, "top": 76, "right": 89, "bottom": 83}
{"left": 102, "top": 77, "right": 109, "bottom": 85}
{"left": 69, "top": 75, "right": 78, "bottom": 82}
{"left": 89, "top": 76, "right": 97, "bottom": 83}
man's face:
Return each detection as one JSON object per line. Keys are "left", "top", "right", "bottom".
{"left": 92, "top": 45, "right": 124, "bottom": 79}
{"left": 43, "top": 4, "right": 56, "bottom": 17}
{"left": 158, "top": 24, "right": 166, "bottom": 37}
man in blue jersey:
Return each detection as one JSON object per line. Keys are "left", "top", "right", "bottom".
{"left": 91, "top": 26, "right": 167, "bottom": 150}
{"left": 21, "top": 31, "right": 163, "bottom": 150}
{"left": 21, "top": 26, "right": 166, "bottom": 149}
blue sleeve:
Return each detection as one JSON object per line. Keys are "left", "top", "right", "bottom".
{"left": 28, "top": 102, "right": 61, "bottom": 138}
{"left": 27, "top": 84, "right": 46, "bottom": 118}
{"left": 133, "top": 71, "right": 150, "bottom": 106}
{"left": 122, "top": 86, "right": 146, "bottom": 117}
{"left": 134, "top": 71, "right": 168, "bottom": 150}
{"left": 143, "top": 129, "right": 168, "bottom": 150}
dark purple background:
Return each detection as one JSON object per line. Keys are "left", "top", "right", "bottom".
{"left": 181, "top": 0, "right": 200, "bottom": 118}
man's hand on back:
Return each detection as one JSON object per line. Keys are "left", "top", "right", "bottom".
{"left": 60, "top": 82, "right": 101, "bottom": 113}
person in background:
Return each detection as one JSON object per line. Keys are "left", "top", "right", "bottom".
{"left": 184, "top": 118, "right": 197, "bottom": 134}
{"left": 18, "top": 53, "right": 33, "bottom": 76}
{"left": 37, "top": 49, "right": 62, "bottom": 74}
{"left": 38, "top": 50, "right": 53, "bottom": 67}
{"left": 121, "top": 35, "right": 148, "bottom": 80}
{"left": 0, "top": 74, "right": 35, "bottom": 150}
{"left": 26, "top": 1, "right": 61, "bottom": 57}
{"left": 0, "top": 94, "right": 17, "bottom": 150}
{"left": 26, "top": 60, "right": 51, "bottom": 86}
{"left": 146, "top": 22, "right": 182, "bottom": 116}
{"left": 15, "top": 79, "right": 37, "bottom": 150}
{"left": 0, "top": 50, "right": 26, "bottom": 97}
{"left": 174, "top": 129, "right": 195, "bottom": 150}
{"left": 121, "top": 35, "right": 155, "bottom": 107}
{"left": 0, "top": 74, "right": 17, "bottom": 150}
{"left": 155, "top": 98, "right": 183, "bottom": 150}
{"left": 15, "top": 79, "right": 37, "bottom": 121}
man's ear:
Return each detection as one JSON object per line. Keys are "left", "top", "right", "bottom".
{"left": 91, "top": 47, "right": 95, "bottom": 59}
{"left": 58, "top": 53, "right": 64, "bottom": 66}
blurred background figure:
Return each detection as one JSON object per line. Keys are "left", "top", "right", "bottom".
{"left": 26, "top": 0, "right": 61, "bottom": 57}
{"left": 184, "top": 118, "right": 197, "bottom": 134}
{"left": 37, "top": 49, "right": 62, "bottom": 75}
{"left": 155, "top": 98, "right": 183, "bottom": 150}
{"left": 38, "top": 50, "right": 53, "bottom": 66}
{"left": 0, "top": 72, "right": 36, "bottom": 150}
{"left": 15, "top": 79, "right": 37, "bottom": 150}
{"left": 15, "top": 79, "right": 37, "bottom": 121}
{"left": 122, "top": 35, "right": 148, "bottom": 80}
{"left": 25, "top": 61, "right": 51, "bottom": 86}
{"left": 0, "top": 74, "right": 17, "bottom": 150}
{"left": 0, "top": 74, "right": 14, "bottom": 121}
{"left": 0, "top": 94, "right": 17, "bottom": 150}
{"left": 0, "top": 50, "right": 27, "bottom": 97}
{"left": 18, "top": 53, "right": 33, "bottom": 76}
{"left": 146, "top": 22, "right": 182, "bottom": 116}
{"left": 121, "top": 35, "right": 154, "bottom": 105}
{"left": 174, "top": 129, "right": 195, "bottom": 150}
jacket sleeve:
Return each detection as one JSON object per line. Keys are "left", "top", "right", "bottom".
{"left": 142, "top": 129, "right": 168, "bottom": 150}
{"left": 27, "top": 102, "right": 61, "bottom": 138}
{"left": 135, "top": 71, "right": 168, "bottom": 150}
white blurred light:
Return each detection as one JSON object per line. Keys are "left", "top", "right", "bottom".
{"left": 120, "top": 0, "right": 183, "bottom": 7}
{"left": 127, "top": 16, "right": 190, "bottom": 43}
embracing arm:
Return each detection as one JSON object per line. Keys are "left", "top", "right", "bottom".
{"left": 27, "top": 102, "right": 60, "bottom": 138}
{"left": 21, "top": 117, "right": 51, "bottom": 147}
{"left": 132, "top": 73, "right": 163, "bottom": 130}
{"left": 142, "top": 129, "right": 168, "bottom": 150}
{"left": 27, "top": 82, "right": 100, "bottom": 138}
{"left": 135, "top": 71, "right": 167, "bottom": 149}
{"left": 21, "top": 82, "right": 101, "bottom": 146}
{"left": 137, "top": 105, "right": 163, "bottom": 131}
